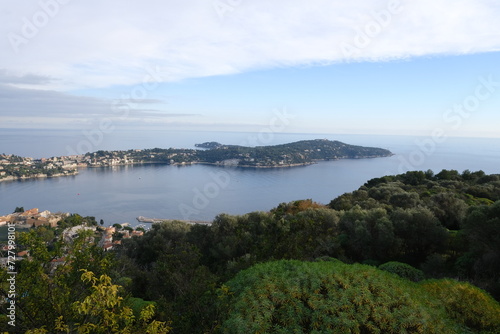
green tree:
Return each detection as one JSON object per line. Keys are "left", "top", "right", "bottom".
{"left": 120, "top": 221, "right": 218, "bottom": 333}
{"left": 429, "top": 192, "right": 468, "bottom": 229}
{"left": 24, "top": 270, "right": 170, "bottom": 334}
{"left": 461, "top": 200, "right": 500, "bottom": 298}
{"left": 390, "top": 207, "right": 448, "bottom": 265}
{"left": 0, "top": 230, "right": 113, "bottom": 333}
{"left": 338, "top": 207, "right": 398, "bottom": 263}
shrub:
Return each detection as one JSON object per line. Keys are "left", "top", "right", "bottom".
{"left": 218, "top": 260, "right": 457, "bottom": 333}
{"left": 379, "top": 261, "right": 425, "bottom": 282}
{"left": 421, "top": 279, "right": 500, "bottom": 333}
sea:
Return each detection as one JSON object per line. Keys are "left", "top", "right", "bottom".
{"left": 1, "top": 129, "right": 499, "bottom": 227}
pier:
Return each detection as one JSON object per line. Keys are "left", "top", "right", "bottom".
{"left": 136, "top": 216, "right": 212, "bottom": 225}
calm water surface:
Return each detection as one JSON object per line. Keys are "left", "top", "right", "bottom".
{"left": 1, "top": 130, "right": 499, "bottom": 225}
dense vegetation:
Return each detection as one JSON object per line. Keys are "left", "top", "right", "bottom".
{"left": 1, "top": 169, "right": 500, "bottom": 333}
{"left": 218, "top": 260, "right": 500, "bottom": 333}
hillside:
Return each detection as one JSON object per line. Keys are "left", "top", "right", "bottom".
{"left": 196, "top": 139, "right": 393, "bottom": 167}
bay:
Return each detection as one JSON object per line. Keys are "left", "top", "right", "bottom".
{"left": 1, "top": 129, "right": 499, "bottom": 226}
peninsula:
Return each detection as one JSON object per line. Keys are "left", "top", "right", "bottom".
{"left": 0, "top": 139, "right": 392, "bottom": 181}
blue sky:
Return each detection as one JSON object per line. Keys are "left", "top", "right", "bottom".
{"left": 1, "top": 0, "right": 500, "bottom": 137}
{"left": 72, "top": 53, "right": 500, "bottom": 137}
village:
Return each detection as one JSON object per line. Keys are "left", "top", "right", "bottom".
{"left": 0, "top": 151, "right": 145, "bottom": 182}
{"left": 0, "top": 208, "right": 144, "bottom": 270}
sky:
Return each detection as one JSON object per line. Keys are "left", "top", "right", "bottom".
{"left": 1, "top": 0, "right": 500, "bottom": 138}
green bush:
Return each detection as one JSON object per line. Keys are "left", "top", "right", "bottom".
{"left": 421, "top": 279, "right": 500, "bottom": 333}
{"left": 379, "top": 261, "right": 425, "bottom": 282}
{"left": 217, "top": 260, "right": 458, "bottom": 333}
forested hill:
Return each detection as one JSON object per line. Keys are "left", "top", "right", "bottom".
{"left": 195, "top": 139, "right": 393, "bottom": 167}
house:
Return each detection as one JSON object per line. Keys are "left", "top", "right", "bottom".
{"left": 16, "top": 208, "right": 39, "bottom": 222}
{"left": 26, "top": 216, "right": 59, "bottom": 228}
{"left": 39, "top": 210, "right": 51, "bottom": 218}
{"left": 105, "top": 227, "right": 116, "bottom": 234}
{"left": 24, "top": 208, "right": 39, "bottom": 215}
{"left": 131, "top": 230, "right": 144, "bottom": 237}
{"left": 0, "top": 216, "right": 12, "bottom": 226}
{"left": 62, "top": 225, "right": 95, "bottom": 244}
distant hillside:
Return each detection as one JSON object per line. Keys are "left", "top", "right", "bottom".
{"left": 196, "top": 139, "right": 393, "bottom": 167}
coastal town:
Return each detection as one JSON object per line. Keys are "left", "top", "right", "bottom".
{"left": 0, "top": 207, "right": 145, "bottom": 270}
{"left": 0, "top": 139, "right": 393, "bottom": 182}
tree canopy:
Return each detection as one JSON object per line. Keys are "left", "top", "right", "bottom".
{"left": 217, "top": 260, "right": 500, "bottom": 333}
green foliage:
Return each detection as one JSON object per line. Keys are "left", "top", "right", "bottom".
{"left": 25, "top": 270, "right": 171, "bottom": 334}
{"left": 126, "top": 297, "right": 156, "bottom": 317}
{"left": 379, "top": 261, "right": 425, "bottom": 282}
{"left": 436, "top": 169, "right": 460, "bottom": 181}
{"left": 271, "top": 199, "right": 325, "bottom": 218}
{"left": 339, "top": 206, "right": 397, "bottom": 262}
{"left": 120, "top": 221, "right": 218, "bottom": 333}
{"left": 421, "top": 279, "right": 500, "bottom": 333}
{"left": 57, "top": 214, "right": 88, "bottom": 229}
{"left": 390, "top": 207, "right": 448, "bottom": 264}
{"left": 429, "top": 192, "right": 468, "bottom": 229}
{"left": 461, "top": 201, "right": 500, "bottom": 296}
{"left": 0, "top": 230, "right": 113, "bottom": 333}
{"left": 218, "top": 260, "right": 459, "bottom": 333}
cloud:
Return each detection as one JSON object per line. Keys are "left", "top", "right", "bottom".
{"left": 0, "top": 69, "right": 54, "bottom": 85}
{"left": 0, "top": 84, "right": 200, "bottom": 128}
{"left": 0, "top": 0, "right": 499, "bottom": 91}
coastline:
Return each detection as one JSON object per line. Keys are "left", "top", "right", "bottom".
{"left": 0, "top": 154, "right": 393, "bottom": 183}
{"left": 0, "top": 171, "right": 79, "bottom": 183}
{"left": 84, "top": 160, "right": 317, "bottom": 169}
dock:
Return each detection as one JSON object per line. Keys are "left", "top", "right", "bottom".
{"left": 136, "top": 216, "right": 212, "bottom": 225}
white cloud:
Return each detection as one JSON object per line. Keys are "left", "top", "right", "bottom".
{"left": 0, "top": 0, "right": 499, "bottom": 91}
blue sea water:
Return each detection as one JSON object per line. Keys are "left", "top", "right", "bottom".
{"left": 0, "top": 129, "right": 499, "bottom": 225}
